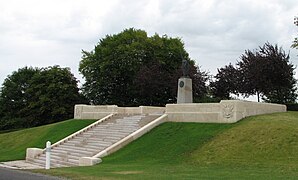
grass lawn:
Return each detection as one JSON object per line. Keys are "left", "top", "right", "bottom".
{"left": 30, "top": 112, "right": 298, "bottom": 179}
{"left": 0, "top": 119, "right": 96, "bottom": 162}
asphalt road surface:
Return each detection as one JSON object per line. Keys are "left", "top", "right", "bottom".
{"left": 0, "top": 167, "right": 65, "bottom": 180}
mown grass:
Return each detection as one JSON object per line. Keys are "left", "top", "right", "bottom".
{"left": 191, "top": 112, "right": 298, "bottom": 170}
{"left": 0, "top": 119, "right": 96, "bottom": 162}
{"left": 31, "top": 112, "right": 298, "bottom": 179}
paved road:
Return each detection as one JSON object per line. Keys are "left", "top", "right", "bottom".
{"left": 0, "top": 167, "right": 65, "bottom": 180}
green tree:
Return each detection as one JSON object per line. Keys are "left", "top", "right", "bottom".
{"left": 191, "top": 65, "right": 209, "bottom": 102}
{"left": 258, "top": 44, "right": 297, "bottom": 103}
{"left": 237, "top": 48, "right": 265, "bottom": 102}
{"left": 210, "top": 64, "right": 239, "bottom": 99}
{"left": 79, "top": 28, "right": 207, "bottom": 106}
{"left": 24, "top": 66, "right": 85, "bottom": 126}
{"left": 0, "top": 67, "right": 39, "bottom": 129}
{"left": 0, "top": 66, "right": 85, "bottom": 130}
{"left": 237, "top": 42, "right": 297, "bottom": 103}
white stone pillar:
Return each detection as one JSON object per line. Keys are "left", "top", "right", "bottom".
{"left": 177, "top": 77, "right": 193, "bottom": 104}
{"left": 45, "top": 141, "right": 51, "bottom": 169}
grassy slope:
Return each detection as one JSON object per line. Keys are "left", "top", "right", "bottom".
{"left": 33, "top": 112, "right": 298, "bottom": 180}
{"left": 192, "top": 112, "right": 298, "bottom": 169}
{"left": 0, "top": 119, "right": 96, "bottom": 162}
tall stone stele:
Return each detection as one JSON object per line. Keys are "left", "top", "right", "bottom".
{"left": 177, "top": 59, "right": 193, "bottom": 103}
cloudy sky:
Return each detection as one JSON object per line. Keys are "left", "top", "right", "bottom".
{"left": 1, "top": 0, "right": 297, "bottom": 94}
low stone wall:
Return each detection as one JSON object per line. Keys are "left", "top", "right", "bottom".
{"left": 74, "top": 105, "right": 165, "bottom": 119}
{"left": 74, "top": 105, "right": 117, "bottom": 119}
{"left": 140, "top": 106, "right": 166, "bottom": 115}
{"left": 166, "top": 100, "right": 286, "bottom": 123}
{"left": 74, "top": 100, "right": 286, "bottom": 123}
{"left": 166, "top": 103, "right": 220, "bottom": 123}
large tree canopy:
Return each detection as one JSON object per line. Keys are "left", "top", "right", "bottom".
{"left": 211, "top": 42, "right": 297, "bottom": 104}
{"left": 79, "top": 28, "right": 207, "bottom": 106}
{"left": 0, "top": 66, "right": 85, "bottom": 130}
{"left": 238, "top": 43, "right": 297, "bottom": 103}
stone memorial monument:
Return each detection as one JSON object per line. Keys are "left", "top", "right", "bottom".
{"left": 177, "top": 59, "right": 193, "bottom": 103}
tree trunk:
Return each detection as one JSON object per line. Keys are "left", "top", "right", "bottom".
{"left": 257, "top": 91, "right": 260, "bottom": 102}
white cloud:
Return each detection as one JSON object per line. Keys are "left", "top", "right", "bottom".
{"left": 0, "top": 0, "right": 297, "bottom": 94}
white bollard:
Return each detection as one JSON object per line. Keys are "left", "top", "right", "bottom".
{"left": 45, "top": 141, "right": 51, "bottom": 169}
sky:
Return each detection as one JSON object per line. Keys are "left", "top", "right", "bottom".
{"left": 0, "top": 0, "right": 297, "bottom": 101}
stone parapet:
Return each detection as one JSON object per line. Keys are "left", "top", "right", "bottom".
{"left": 166, "top": 100, "right": 286, "bottom": 123}
{"left": 74, "top": 105, "right": 165, "bottom": 119}
{"left": 219, "top": 100, "right": 286, "bottom": 123}
{"left": 74, "top": 105, "right": 117, "bottom": 119}
{"left": 74, "top": 100, "right": 286, "bottom": 123}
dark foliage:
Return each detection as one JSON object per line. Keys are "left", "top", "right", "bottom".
{"left": 238, "top": 43, "right": 297, "bottom": 103}
{"left": 285, "top": 103, "right": 298, "bottom": 111}
{"left": 211, "top": 42, "right": 297, "bottom": 103}
{"left": 210, "top": 64, "right": 239, "bottom": 99}
{"left": 0, "top": 66, "right": 86, "bottom": 130}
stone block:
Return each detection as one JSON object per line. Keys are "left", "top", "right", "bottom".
{"left": 26, "top": 148, "right": 43, "bottom": 161}
{"left": 79, "top": 157, "right": 102, "bottom": 166}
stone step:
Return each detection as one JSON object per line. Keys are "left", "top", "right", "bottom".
{"left": 114, "top": 121, "right": 140, "bottom": 123}
{"left": 81, "top": 131, "right": 132, "bottom": 136}
{"left": 110, "top": 120, "right": 140, "bottom": 123}
{"left": 123, "top": 116, "right": 144, "bottom": 119}
{"left": 38, "top": 155, "right": 79, "bottom": 165}
{"left": 86, "top": 136, "right": 123, "bottom": 141}
{"left": 94, "top": 125, "right": 138, "bottom": 129}
{"left": 88, "top": 128, "right": 133, "bottom": 135}
{"left": 97, "top": 121, "right": 140, "bottom": 125}
{"left": 119, "top": 120, "right": 140, "bottom": 122}
{"left": 64, "top": 138, "right": 111, "bottom": 146}
{"left": 26, "top": 158, "right": 46, "bottom": 167}
{"left": 108, "top": 126, "right": 139, "bottom": 129}
{"left": 81, "top": 131, "right": 130, "bottom": 136}
{"left": 52, "top": 147, "right": 94, "bottom": 156}
{"left": 50, "top": 149, "right": 91, "bottom": 158}
{"left": 67, "top": 138, "right": 113, "bottom": 146}
{"left": 67, "top": 136, "right": 121, "bottom": 143}
{"left": 26, "top": 157, "right": 45, "bottom": 166}
{"left": 40, "top": 152, "right": 83, "bottom": 160}
{"left": 79, "top": 133, "right": 130, "bottom": 139}
{"left": 88, "top": 130, "right": 136, "bottom": 134}
{"left": 53, "top": 146, "right": 95, "bottom": 155}
{"left": 29, "top": 157, "right": 72, "bottom": 168}
{"left": 60, "top": 143, "right": 106, "bottom": 152}
{"left": 74, "top": 135, "right": 126, "bottom": 141}
{"left": 90, "top": 127, "right": 138, "bottom": 132}
{"left": 89, "top": 127, "right": 137, "bottom": 132}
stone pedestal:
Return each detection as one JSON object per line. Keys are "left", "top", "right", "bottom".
{"left": 177, "top": 77, "right": 193, "bottom": 104}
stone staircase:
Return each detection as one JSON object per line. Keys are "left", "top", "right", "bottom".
{"left": 26, "top": 114, "right": 161, "bottom": 168}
